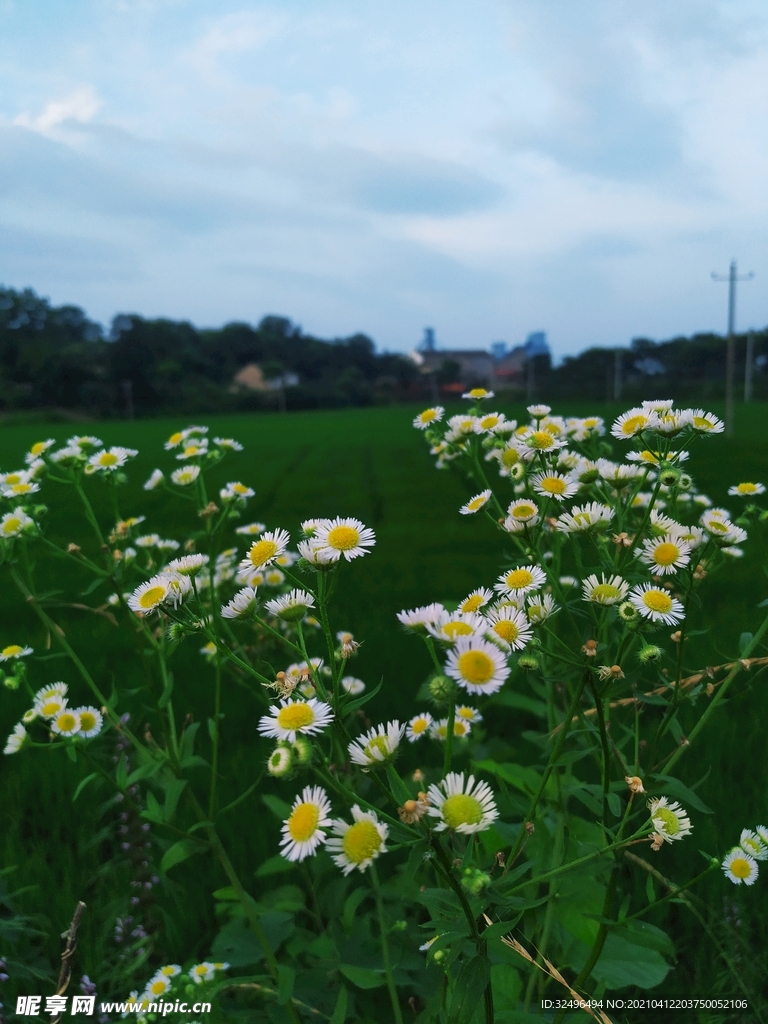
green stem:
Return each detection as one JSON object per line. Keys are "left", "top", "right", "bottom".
{"left": 371, "top": 864, "right": 404, "bottom": 1024}
{"left": 590, "top": 677, "right": 610, "bottom": 826}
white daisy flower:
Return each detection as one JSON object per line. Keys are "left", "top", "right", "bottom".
{"left": 312, "top": 517, "right": 376, "bottom": 562}
{"left": 722, "top": 848, "right": 758, "bottom": 885}
{"left": 488, "top": 444, "right": 523, "bottom": 477}
{"left": 34, "top": 692, "right": 68, "bottom": 719}
{"left": 188, "top": 963, "right": 215, "bottom": 984}
{"left": 280, "top": 785, "right": 332, "bottom": 862}
{"left": 426, "top": 772, "right": 498, "bottom": 834}
{"left": 1, "top": 481, "right": 40, "bottom": 498}
{"left": 165, "top": 553, "right": 209, "bottom": 575}
{"left": 0, "top": 644, "right": 33, "bottom": 662}
{"left": 128, "top": 577, "right": 171, "bottom": 615}
{"left": 456, "top": 705, "right": 482, "bottom": 723}
{"left": 582, "top": 574, "right": 630, "bottom": 606}
{"left": 164, "top": 430, "right": 187, "bottom": 450}
{"left": 25, "top": 439, "right": 56, "bottom": 463}
{"left": 264, "top": 568, "right": 286, "bottom": 586}
{"left": 484, "top": 607, "right": 532, "bottom": 651}
{"left": 176, "top": 440, "right": 209, "bottom": 460}
{"left": 739, "top": 828, "right": 768, "bottom": 861}
{"left": 474, "top": 411, "right": 506, "bottom": 434}
{"left": 690, "top": 409, "right": 725, "bottom": 434}
{"left": 326, "top": 806, "right": 389, "bottom": 874}
{"left": 465, "top": 388, "right": 494, "bottom": 400}
{"left": 220, "top": 482, "right": 254, "bottom": 502}
{"left": 460, "top": 489, "right": 492, "bottom": 515}
{"left": 505, "top": 498, "right": 539, "bottom": 527}
{"left": 135, "top": 533, "right": 160, "bottom": 548}
{"left": 556, "top": 502, "right": 614, "bottom": 533}
{"left": 50, "top": 446, "right": 83, "bottom": 465}
{"left": 728, "top": 482, "right": 765, "bottom": 497}
{"left": 458, "top": 588, "right": 494, "bottom": 614}
{"left": 512, "top": 429, "right": 567, "bottom": 459}
{"left": 221, "top": 586, "right": 259, "bottom": 619}
{"left": 35, "top": 682, "right": 67, "bottom": 703}
{"left": 156, "top": 539, "right": 180, "bottom": 553}
{"left": 170, "top": 465, "right": 201, "bottom": 486}
{"left": 531, "top": 471, "right": 577, "bottom": 502}
{"left": 236, "top": 522, "right": 266, "bottom": 535}
{"left": 341, "top": 676, "right": 365, "bottom": 695}
{"left": 51, "top": 709, "right": 82, "bottom": 737}
{"left": 348, "top": 721, "right": 404, "bottom": 768}
{"left": 611, "top": 408, "right": 658, "bottom": 440}
{"left": 406, "top": 712, "right": 433, "bottom": 741}
{"left": 648, "top": 796, "right": 692, "bottom": 843}
{"left": 265, "top": 589, "right": 316, "bottom": 622}
{"left": 639, "top": 533, "right": 691, "bottom": 575}
{"left": 527, "top": 404, "right": 551, "bottom": 417}
{"left": 396, "top": 603, "right": 445, "bottom": 631}
{"left": 296, "top": 538, "right": 335, "bottom": 565}
{"left": 143, "top": 469, "right": 164, "bottom": 491}
{"left": 213, "top": 437, "right": 243, "bottom": 451}
{"left": 237, "top": 528, "right": 291, "bottom": 580}
{"left": 445, "top": 637, "right": 510, "bottom": 696}
{"left": 156, "top": 964, "right": 182, "bottom": 978}
{"left": 430, "top": 718, "right": 472, "bottom": 740}
{"left": 427, "top": 610, "right": 485, "bottom": 644}
{"left": 3, "top": 723, "right": 27, "bottom": 755}
{"left": 87, "top": 447, "right": 138, "bottom": 473}
{"left": 160, "top": 571, "right": 191, "bottom": 608}
{"left": 413, "top": 406, "right": 445, "bottom": 429}
{"left": 1, "top": 507, "right": 34, "bottom": 538}
{"left": 494, "top": 564, "right": 547, "bottom": 597}
{"left": 655, "top": 409, "right": 693, "bottom": 435}
{"left": 526, "top": 592, "right": 558, "bottom": 625}
{"left": 629, "top": 584, "right": 685, "bottom": 625}
{"left": 597, "top": 460, "right": 644, "bottom": 488}
{"left": 75, "top": 707, "right": 103, "bottom": 738}
{"left": 258, "top": 698, "right": 333, "bottom": 742}
{"left": 67, "top": 435, "right": 103, "bottom": 449}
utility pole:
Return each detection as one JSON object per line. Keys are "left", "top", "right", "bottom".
{"left": 613, "top": 348, "right": 623, "bottom": 402}
{"left": 744, "top": 330, "right": 755, "bottom": 403}
{"left": 712, "top": 259, "right": 754, "bottom": 436}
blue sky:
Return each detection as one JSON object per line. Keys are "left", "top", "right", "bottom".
{"left": 0, "top": 0, "right": 766, "bottom": 357}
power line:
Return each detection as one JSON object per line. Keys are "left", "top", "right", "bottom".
{"left": 711, "top": 259, "right": 754, "bottom": 436}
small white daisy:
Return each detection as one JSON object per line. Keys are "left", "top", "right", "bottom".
{"left": 188, "top": 962, "right": 216, "bottom": 984}
{"left": 458, "top": 588, "right": 494, "bottom": 614}
{"left": 87, "top": 447, "right": 138, "bottom": 473}
{"left": 348, "top": 721, "right": 404, "bottom": 768}
{"left": 165, "top": 553, "right": 209, "bottom": 575}
{"left": 460, "top": 490, "right": 493, "bottom": 515}
{"left": 690, "top": 409, "right": 725, "bottom": 434}
{"left": 406, "top": 712, "right": 433, "bottom": 742}
{"left": 531, "top": 471, "right": 578, "bottom": 502}
{"left": 611, "top": 408, "right": 658, "bottom": 440}
{"left": 3, "top": 723, "right": 27, "bottom": 755}
{"left": 220, "top": 482, "right": 254, "bottom": 502}
{"left": 722, "top": 848, "right": 758, "bottom": 885}
{"left": 258, "top": 698, "right": 333, "bottom": 742}
{"left": 170, "top": 465, "right": 201, "bottom": 486}
{"left": 494, "top": 564, "right": 547, "bottom": 597}
{"left": 326, "top": 806, "right": 388, "bottom": 874}
{"left": 213, "top": 437, "right": 243, "bottom": 451}
{"left": 280, "top": 785, "right": 332, "bottom": 862}
{"left": 639, "top": 534, "right": 691, "bottom": 575}
{"left": 426, "top": 772, "right": 498, "bottom": 834}
{"left": 237, "top": 528, "right": 291, "bottom": 580}
{"left": 456, "top": 705, "right": 482, "bottom": 723}
{"left": 445, "top": 637, "right": 510, "bottom": 695}
{"left": 582, "top": 574, "right": 630, "bottom": 606}
{"left": 0, "top": 644, "right": 33, "bottom": 662}
{"left": 629, "top": 584, "right": 685, "bottom": 626}
{"left": 312, "top": 517, "right": 376, "bottom": 562}
{"left": 396, "top": 603, "right": 444, "bottom": 631}
{"left": 556, "top": 502, "right": 615, "bottom": 533}
{"left": 51, "top": 709, "right": 82, "bottom": 737}
{"left": 484, "top": 607, "right": 532, "bottom": 651}
{"left": 525, "top": 592, "right": 558, "bottom": 625}
{"left": 143, "top": 469, "right": 164, "bottom": 491}
{"left": 739, "top": 828, "right": 768, "bottom": 861}
{"left": 413, "top": 407, "right": 444, "bottom": 429}
{"left": 265, "top": 589, "right": 316, "bottom": 622}
{"left": 648, "top": 796, "right": 692, "bottom": 843}
{"left": 427, "top": 610, "right": 486, "bottom": 644}
{"left": 128, "top": 577, "right": 171, "bottom": 615}
{"left": 341, "top": 676, "right": 365, "bottom": 695}
{"left": 75, "top": 707, "right": 103, "bottom": 739}
{"left": 236, "top": 522, "right": 266, "bottom": 535}
{"left": 1, "top": 507, "right": 34, "bottom": 538}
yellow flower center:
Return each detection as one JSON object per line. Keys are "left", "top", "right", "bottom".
{"left": 31, "top": 442, "right": 48, "bottom": 455}
{"left": 583, "top": 418, "right": 599, "bottom": 428}
{"left": 643, "top": 590, "right": 673, "bottom": 613}
{"left": 442, "top": 794, "right": 483, "bottom": 829}
{"left": 693, "top": 416, "right": 714, "bottom": 430}
{"left": 442, "top": 621, "right": 474, "bottom": 639}
{"left": 466, "top": 495, "right": 487, "bottom": 511}
{"left": 457, "top": 708, "right": 475, "bottom": 720}
{"left": 511, "top": 504, "right": 536, "bottom": 519}
{"left": 139, "top": 585, "right": 166, "bottom": 609}
{"left": 326, "top": 525, "right": 360, "bottom": 551}
{"left": 453, "top": 721, "right": 469, "bottom": 736}
{"left": 505, "top": 568, "right": 534, "bottom": 589}
{"left": 540, "top": 476, "right": 567, "bottom": 494}
{"left": 40, "top": 700, "right": 62, "bottom": 717}
{"left": 149, "top": 980, "right": 167, "bottom": 995}
{"left": 591, "top": 584, "right": 621, "bottom": 603}
{"left": 419, "top": 408, "right": 438, "bottom": 423}
{"left": 276, "top": 703, "right": 315, "bottom": 731}
{"left": 364, "top": 735, "right": 390, "bottom": 760}
{"left": 233, "top": 483, "right": 249, "bottom": 494}
{"left": 168, "top": 432, "right": 184, "bottom": 445}
{"left": 730, "top": 856, "right": 752, "bottom": 879}
{"left": 249, "top": 538, "right": 279, "bottom": 567}
{"left": 653, "top": 807, "right": 679, "bottom": 836}
{"left": 467, "top": 389, "right": 487, "bottom": 398}
{"left": 501, "top": 448, "right": 520, "bottom": 467}
{"left": 493, "top": 620, "right": 519, "bottom": 643}
{"left": 79, "top": 711, "right": 97, "bottom": 733}
{"left": 742, "top": 836, "right": 761, "bottom": 855}
{"left": 461, "top": 595, "right": 484, "bottom": 612}
{"left": 544, "top": 422, "right": 562, "bottom": 436}
{"left": 3, "top": 518, "right": 21, "bottom": 534}
{"left": 2, "top": 644, "right": 23, "bottom": 657}
{"left": 457, "top": 650, "right": 495, "bottom": 685}
{"left": 653, "top": 542, "right": 680, "bottom": 566}
{"left": 528, "top": 431, "right": 555, "bottom": 449}
{"left": 287, "top": 802, "right": 320, "bottom": 842}
{"left": 342, "top": 820, "right": 382, "bottom": 864}
{"left": 707, "top": 519, "right": 729, "bottom": 533}
{"left": 736, "top": 483, "right": 758, "bottom": 493}
{"left": 479, "top": 415, "right": 499, "bottom": 429}
{"left": 411, "top": 718, "right": 429, "bottom": 734}
{"left": 56, "top": 712, "right": 77, "bottom": 732}
{"left": 5, "top": 473, "right": 22, "bottom": 484}
{"left": 620, "top": 415, "right": 647, "bottom": 435}
{"left": 99, "top": 452, "right": 119, "bottom": 466}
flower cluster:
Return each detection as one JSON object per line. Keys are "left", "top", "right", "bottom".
{"left": 722, "top": 826, "right": 768, "bottom": 885}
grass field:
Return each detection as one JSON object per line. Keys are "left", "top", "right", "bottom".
{"left": 2, "top": 400, "right": 768, "bottom": 1004}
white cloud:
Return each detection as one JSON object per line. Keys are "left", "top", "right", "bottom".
{"left": 13, "top": 86, "right": 102, "bottom": 135}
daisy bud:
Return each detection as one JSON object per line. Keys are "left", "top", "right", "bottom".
{"left": 598, "top": 664, "right": 624, "bottom": 680}
{"left": 581, "top": 640, "right": 598, "bottom": 657}
{"left": 292, "top": 736, "right": 313, "bottom": 766}
{"left": 517, "top": 654, "right": 539, "bottom": 671}
{"left": 461, "top": 867, "right": 491, "bottom": 895}
{"left": 625, "top": 776, "right": 645, "bottom": 794}
{"left": 3, "top": 675, "right": 19, "bottom": 691}
{"left": 398, "top": 792, "right": 429, "bottom": 824}
{"left": 670, "top": 631, "right": 682, "bottom": 643}
{"left": 267, "top": 744, "right": 294, "bottom": 778}
{"left": 428, "top": 675, "right": 457, "bottom": 705}
{"left": 639, "top": 644, "right": 663, "bottom": 664}
{"left": 618, "top": 601, "right": 640, "bottom": 624}
{"left": 658, "top": 465, "right": 681, "bottom": 487}
{"left": 678, "top": 473, "right": 693, "bottom": 491}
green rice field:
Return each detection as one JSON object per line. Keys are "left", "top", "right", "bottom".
{"left": 2, "top": 401, "right": 768, "bottom": 1011}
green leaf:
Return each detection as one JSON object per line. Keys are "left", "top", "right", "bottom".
{"left": 73, "top": 772, "right": 98, "bottom": 803}
{"left": 126, "top": 759, "right": 165, "bottom": 786}
{"left": 491, "top": 690, "right": 547, "bottom": 717}
{"left": 343, "top": 887, "right": 370, "bottom": 932}
{"left": 262, "top": 794, "right": 291, "bottom": 820}
{"left": 473, "top": 759, "right": 544, "bottom": 797}
{"left": 489, "top": 964, "right": 522, "bottom": 1013}
{"left": 607, "top": 791, "right": 621, "bottom": 818}
{"left": 329, "top": 986, "right": 348, "bottom": 1024}
{"left": 256, "top": 855, "right": 294, "bottom": 878}
{"left": 652, "top": 774, "right": 714, "bottom": 814}
{"left": 338, "top": 965, "right": 385, "bottom": 990}
{"left": 163, "top": 779, "right": 188, "bottom": 824}
{"left": 415, "top": 887, "right": 464, "bottom": 919}
{"left": 179, "top": 720, "right": 201, "bottom": 763}
{"left": 160, "top": 837, "right": 207, "bottom": 874}
{"left": 212, "top": 887, "right": 239, "bottom": 901}
{"left": 385, "top": 764, "right": 411, "bottom": 805}
{"left": 739, "top": 631, "right": 754, "bottom": 655}
{"left": 645, "top": 872, "right": 655, "bottom": 905}
{"left": 142, "top": 790, "right": 164, "bottom": 824}
{"left": 341, "top": 679, "right": 382, "bottom": 715}
{"left": 448, "top": 955, "right": 490, "bottom": 1024}
{"left": 277, "top": 964, "right": 295, "bottom": 1004}
{"left": 115, "top": 754, "right": 128, "bottom": 789}
{"left": 65, "top": 744, "right": 77, "bottom": 763}
{"left": 158, "top": 668, "right": 174, "bottom": 709}
{"left": 210, "top": 911, "right": 294, "bottom": 968}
